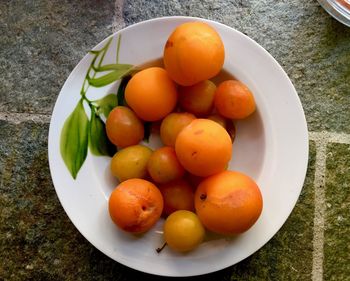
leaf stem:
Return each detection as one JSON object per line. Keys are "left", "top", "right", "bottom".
{"left": 156, "top": 242, "right": 167, "bottom": 253}
{"left": 80, "top": 37, "right": 113, "bottom": 98}
{"left": 98, "top": 37, "right": 113, "bottom": 68}
{"left": 116, "top": 34, "right": 121, "bottom": 63}
{"left": 82, "top": 96, "right": 95, "bottom": 110}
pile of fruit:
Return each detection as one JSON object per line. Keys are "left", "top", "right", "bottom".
{"left": 107, "top": 22, "right": 263, "bottom": 253}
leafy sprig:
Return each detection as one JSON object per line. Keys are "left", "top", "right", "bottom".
{"left": 60, "top": 35, "right": 133, "bottom": 179}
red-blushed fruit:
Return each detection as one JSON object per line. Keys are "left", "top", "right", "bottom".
{"left": 159, "top": 179, "right": 194, "bottom": 216}
{"left": 195, "top": 170, "right": 263, "bottom": 235}
{"left": 214, "top": 80, "right": 256, "bottom": 119}
{"left": 106, "top": 106, "right": 144, "bottom": 148}
{"left": 109, "top": 179, "right": 163, "bottom": 233}
{"left": 147, "top": 146, "right": 185, "bottom": 184}
{"left": 160, "top": 112, "right": 196, "bottom": 147}
{"left": 178, "top": 80, "right": 216, "bottom": 116}
{"left": 185, "top": 173, "right": 204, "bottom": 190}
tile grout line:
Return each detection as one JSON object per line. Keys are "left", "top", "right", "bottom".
{"left": 326, "top": 133, "right": 350, "bottom": 144}
{"left": 309, "top": 131, "right": 350, "bottom": 145}
{"left": 0, "top": 1, "right": 126, "bottom": 125}
{"left": 308, "top": 131, "right": 350, "bottom": 281}
{"left": 0, "top": 110, "right": 348, "bottom": 278}
{"left": 1, "top": 111, "right": 350, "bottom": 143}
{"left": 309, "top": 132, "right": 328, "bottom": 281}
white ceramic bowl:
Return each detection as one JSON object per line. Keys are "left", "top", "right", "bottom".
{"left": 48, "top": 16, "right": 308, "bottom": 277}
{"left": 318, "top": 0, "right": 350, "bottom": 26}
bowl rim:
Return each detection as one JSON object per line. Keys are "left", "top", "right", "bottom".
{"left": 317, "top": 0, "right": 350, "bottom": 26}
{"left": 48, "top": 15, "right": 309, "bottom": 277}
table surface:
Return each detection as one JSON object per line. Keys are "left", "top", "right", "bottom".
{"left": 1, "top": 0, "right": 349, "bottom": 280}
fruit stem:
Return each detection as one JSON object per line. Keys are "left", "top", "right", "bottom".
{"left": 156, "top": 242, "right": 167, "bottom": 254}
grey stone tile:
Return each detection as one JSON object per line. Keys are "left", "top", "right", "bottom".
{"left": 0, "top": 0, "right": 115, "bottom": 115}
{"left": 224, "top": 140, "right": 316, "bottom": 280}
{"left": 0, "top": 122, "right": 316, "bottom": 280}
{"left": 90, "top": 140, "right": 316, "bottom": 281}
{"left": 0, "top": 120, "right": 93, "bottom": 280}
{"left": 122, "top": 0, "right": 350, "bottom": 133}
{"left": 324, "top": 143, "right": 350, "bottom": 281}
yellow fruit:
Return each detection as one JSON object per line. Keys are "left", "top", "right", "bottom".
{"left": 110, "top": 145, "right": 153, "bottom": 182}
{"left": 164, "top": 210, "right": 205, "bottom": 252}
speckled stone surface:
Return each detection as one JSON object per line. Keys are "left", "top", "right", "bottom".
{"left": 324, "top": 143, "right": 350, "bottom": 281}
{"left": 123, "top": 0, "right": 350, "bottom": 133}
{"left": 227, "top": 141, "right": 316, "bottom": 281}
{"left": 0, "top": 129, "right": 315, "bottom": 279}
{"left": 1, "top": 0, "right": 350, "bottom": 280}
{"left": 0, "top": 0, "right": 115, "bottom": 115}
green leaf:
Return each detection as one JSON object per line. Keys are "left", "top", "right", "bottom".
{"left": 117, "top": 75, "right": 132, "bottom": 106}
{"left": 89, "top": 37, "right": 113, "bottom": 56}
{"left": 88, "top": 66, "right": 133, "bottom": 88}
{"left": 95, "top": 94, "right": 118, "bottom": 118}
{"left": 93, "top": 64, "right": 133, "bottom": 72}
{"left": 89, "top": 50, "right": 100, "bottom": 55}
{"left": 89, "top": 111, "right": 116, "bottom": 157}
{"left": 116, "top": 34, "right": 121, "bottom": 63}
{"left": 60, "top": 100, "right": 89, "bottom": 179}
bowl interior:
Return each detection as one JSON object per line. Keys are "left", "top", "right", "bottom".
{"left": 48, "top": 16, "right": 308, "bottom": 277}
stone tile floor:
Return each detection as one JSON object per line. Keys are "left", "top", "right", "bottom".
{"left": 0, "top": 0, "right": 349, "bottom": 280}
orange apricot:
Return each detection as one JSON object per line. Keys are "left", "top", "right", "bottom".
{"left": 125, "top": 67, "right": 177, "bottom": 121}
{"left": 195, "top": 171, "right": 263, "bottom": 235}
{"left": 175, "top": 119, "right": 232, "bottom": 177}
{"left": 178, "top": 80, "right": 216, "bottom": 116}
{"left": 163, "top": 22, "right": 225, "bottom": 86}
{"left": 208, "top": 114, "right": 236, "bottom": 142}
{"left": 159, "top": 179, "right": 194, "bottom": 216}
{"left": 147, "top": 147, "right": 185, "bottom": 184}
{"left": 106, "top": 106, "right": 144, "bottom": 148}
{"left": 110, "top": 145, "right": 152, "bottom": 182}
{"left": 108, "top": 179, "right": 163, "bottom": 234}
{"left": 160, "top": 112, "right": 196, "bottom": 147}
{"left": 207, "top": 114, "right": 227, "bottom": 128}
{"left": 214, "top": 80, "right": 256, "bottom": 119}
{"left": 185, "top": 173, "right": 204, "bottom": 190}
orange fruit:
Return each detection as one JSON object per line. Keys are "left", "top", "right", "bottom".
{"left": 175, "top": 119, "right": 232, "bottom": 177}
{"left": 208, "top": 114, "right": 236, "bottom": 142}
{"left": 147, "top": 146, "right": 185, "bottom": 184}
{"left": 178, "top": 80, "right": 216, "bottom": 116}
{"left": 106, "top": 106, "right": 144, "bottom": 148}
{"left": 163, "top": 22, "right": 225, "bottom": 86}
{"left": 226, "top": 119, "right": 236, "bottom": 143}
{"left": 207, "top": 114, "right": 227, "bottom": 128}
{"left": 108, "top": 179, "right": 163, "bottom": 233}
{"left": 160, "top": 112, "right": 196, "bottom": 147}
{"left": 185, "top": 173, "right": 204, "bottom": 190}
{"left": 125, "top": 67, "right": 177, "bottom": 121}
{"left": 110, "top": 145, "right": 152, "bottom": 182}
{"left": 195, "top": 171, "right": 263, "bottom": 235}
{"left": 214, "top": 80, "right": 256, "bottom": 119}
{"left": 159, "top": 179, "right": 194, "bottom": 216}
